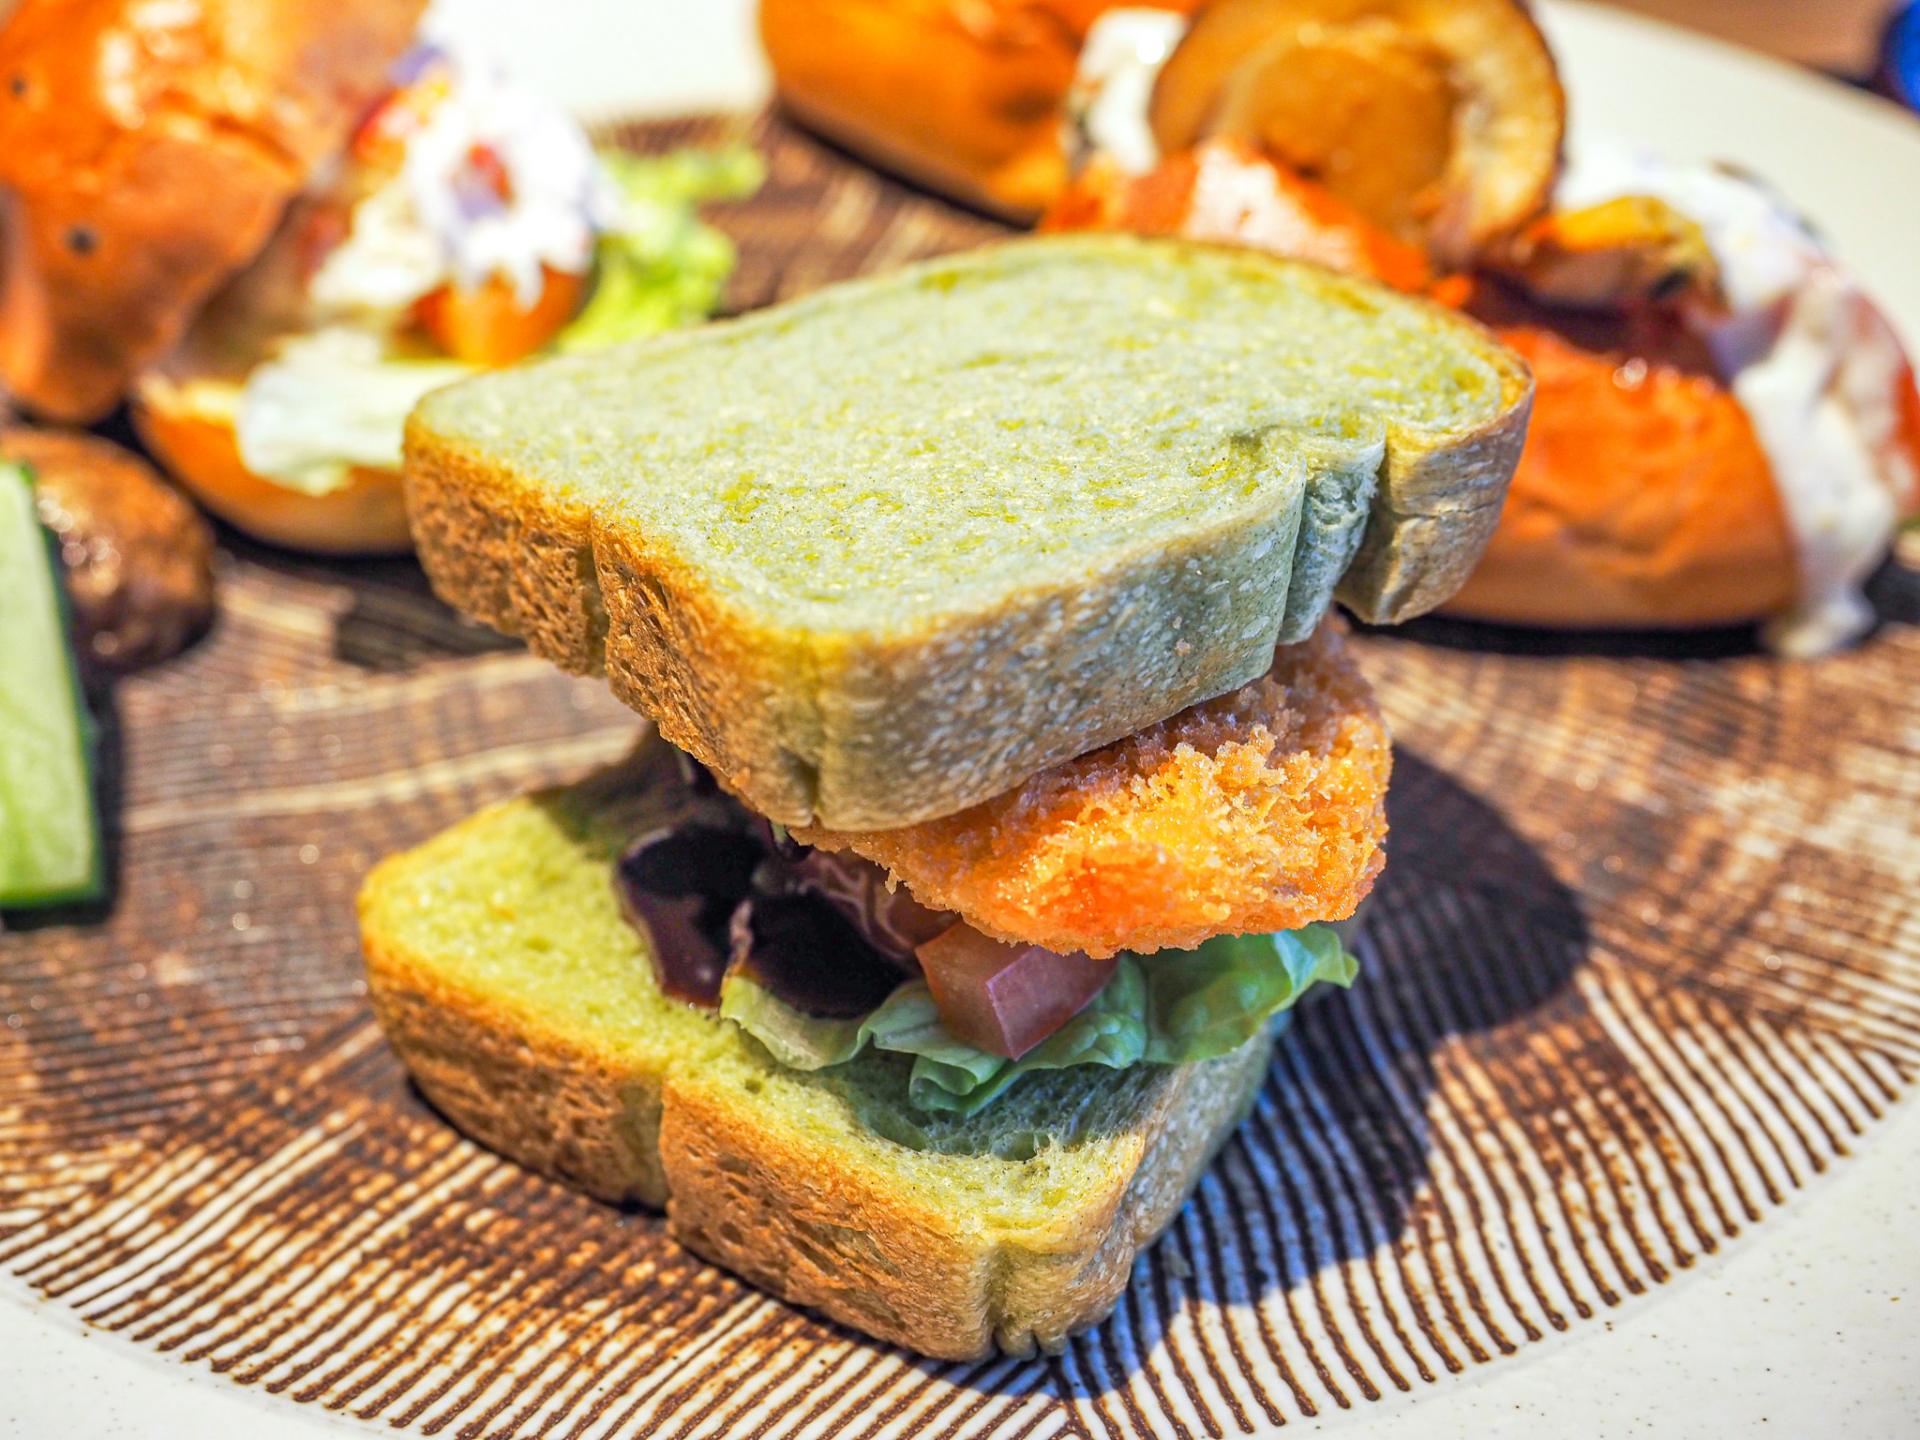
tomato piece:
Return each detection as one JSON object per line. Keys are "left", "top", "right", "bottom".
{"left": 915, "top": 924, "right": 1116, "bottom": 1059}
{"left": 463, "top": 143, "right": 515, "bottom": 204}
{"left": 415, "top": 266, "right": 587, "bottom": 367}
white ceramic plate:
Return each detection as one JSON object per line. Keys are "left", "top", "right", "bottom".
{"left": 3, "top": 3, "right": 1917, "bottom": 1435}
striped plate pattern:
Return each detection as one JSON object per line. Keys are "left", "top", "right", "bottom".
{"left": 4, "top": 112, "right": 1918, "bottom": 1438}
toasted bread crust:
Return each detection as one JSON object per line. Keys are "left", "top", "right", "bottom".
{"left": 363, "top": 926, "right": 675, "bottom": 1207}
{"left": 0, "top": 0, "right": 425, "bottom": 421}
{"left": 1335, "top": 360, "right": 1532, "bottom": 624}
{"left": 362, "top": 880, "right": 1272, "bottom": 1359}
{"left": 661, "top": 1039, "right": 1267, "bottom": 1356}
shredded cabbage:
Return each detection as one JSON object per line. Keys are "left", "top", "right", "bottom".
{"left": 236, "top": 329, "right": 472, "bottom": 496}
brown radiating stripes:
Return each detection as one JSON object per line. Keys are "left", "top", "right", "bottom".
{"left": 1312, "top": 990, "right": 1486, "bottom": 1368}
{"left": 1360, "top": 924, "right": 1563, "bottom": 1342}
{"left": 1240, "top": 1107, "right": 1377, "bottom": 1404}
{"left": 1382, "top": 892, "right": 1596, "bottom": 1327}
{"left": 1177, "top": 1181, "right": 1294, "bottom": 1426}
{"left": 1256, "top": 1047, "right": 1411, "bottom": 1393}
{"left": 1579, "top": 970, "right": 1729, "bottom": 1258}
{"left": 1157, "top": 1225, "right": 1257, "bottom": 1434}
{"left": 1196, "top": 1154, "right": 1324, "bottom": 1418}
{"left": 4, "top": 106, "right": 1920, "bottom": 1439}
{"left": 1287, "top": 1018, "right": 1458, "bottom": 1382}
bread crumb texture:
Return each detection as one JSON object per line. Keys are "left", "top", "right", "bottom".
{"left": 404, "top": 233, "right": 1522, "bottom": 829}
{"left": 804, "top": 618, "right": 1389, "bottom": 957}
{"left": 407, "top": 234, "right": 1506, "bottom": 627}
{"left": 358, "top": 739, "right": 1278, "bottom": 1357}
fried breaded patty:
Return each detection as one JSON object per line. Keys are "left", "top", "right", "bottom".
{"left": 799, "top": 620, "right": 1390, "bottom": 959}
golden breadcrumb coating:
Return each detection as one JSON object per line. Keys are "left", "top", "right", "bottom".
{"left": 799, "top": 620, "right": 1390, "bottom": 959}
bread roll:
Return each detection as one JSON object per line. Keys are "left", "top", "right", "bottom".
{"left": 1443, "top": 324, "right": 1799, "bottom": 629}
{"left": 0, "top": 0, "right": 425, "bottom": 421}
{"left": 131, "top": 370, "right": 411, "bottom": 556}
{"left": 759, "top": 0, "right": 1201, "bottom": 219}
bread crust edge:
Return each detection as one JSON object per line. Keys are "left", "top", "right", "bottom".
{"left": 361, "top": 866, "right": 1274, "bottom": 1360}
{"left": 402, "top": 240, "right": 1529, "bottom": 830}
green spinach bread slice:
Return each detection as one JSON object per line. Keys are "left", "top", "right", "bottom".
{"left": 405, "top": 234, "right": 1529, "bottom": 829}
{"left": 357, "top": 748, "right": 1275, "bottom": 1360}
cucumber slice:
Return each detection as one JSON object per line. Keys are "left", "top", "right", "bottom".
{"left": 0, "top": 460, "right": 103, "bottom": 909}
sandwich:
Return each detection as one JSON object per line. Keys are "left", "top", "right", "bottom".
{"left": 0, "top": 0, "right": 758, "bottom": 554}
{"left": 358, "top": 233, "right": 1532, "bottom": 1358}
{"left": 765, "top": 0, "right": 1920, "bottom": 656}
{"left": 758, "top": 0, "right": 1564, "bottom": 262}
{"left": 1449, "top": 142, "right": 1920, "bottom": 654}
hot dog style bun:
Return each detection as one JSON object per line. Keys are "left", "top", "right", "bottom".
{"left": 1033, "top": 37, "right": 1919, "bottom": 648}
{"left": 1441, "top": 321, "right": 1802, "bottom": 630}
{"left": 1449, "top": 161, "right": 1920, "bottom": 645}
{"left": 758, "top": 0, "right": 1204, "bottom": 219}
{"left": 760, "top": 0, "right": 1562, "bottom": 254}
{"left": 131, "top": 370, "right": 416, "bottom": 555}
{"left": 0, "top": 0, "right": 427, "bottom": 423}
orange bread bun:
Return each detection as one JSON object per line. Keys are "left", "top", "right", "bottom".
{"left": 0, "top": 0, "right": 426, "bottom": 422}
{"left": 800, "top": 620, "right": 1389, "bottom": 960}
{"left": 123, "top": 257, "right": 593, "bottom": 555}
{"left": 759, "top": 0, "right": 1202, "bottom": 219}
{"left": 1443, "top": 324, "right": 1798, "bottom": 629}
{"left": 131, "top": 371, "right": 411, "bottom": 556}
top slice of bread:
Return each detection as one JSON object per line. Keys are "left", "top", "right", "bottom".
{"left": 406, "top": 235, "right": 1529, "bottom": 828}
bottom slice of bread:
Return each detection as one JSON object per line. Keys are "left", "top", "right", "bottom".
{"left": 357, "top": 742, "right": 1275, "bottom": 1360}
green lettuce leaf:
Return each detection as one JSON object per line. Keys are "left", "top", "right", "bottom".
{"left": 1142, "top": 926, "right": 1359, "bottom": 1064}
{"left": 717, "top": 971, "right": 868, "bottom": 1071}
{"left": 557, "top": 145, "right": 765, "bottom": 354}
{"left": 720, "top": 924, "right": 1357, "bottom": 1117}
{"left": 236, "top": 144, "right": 761, "bottom": 493}
{"left": 878, "top": 960, "right": 1150, "bottom": 1115}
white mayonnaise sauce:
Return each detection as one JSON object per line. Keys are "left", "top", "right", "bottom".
{"left": 311, "top": 34, "right": 612, "bottom": 316}
{"left": 1065, "top": 9, "right": 1188, "bottom": 175}
{"left": 1558, "top": 136, "right": 1915, "bottom": 655}
{"left": 239, "top": 33, "right": 616, "bottom": 492}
